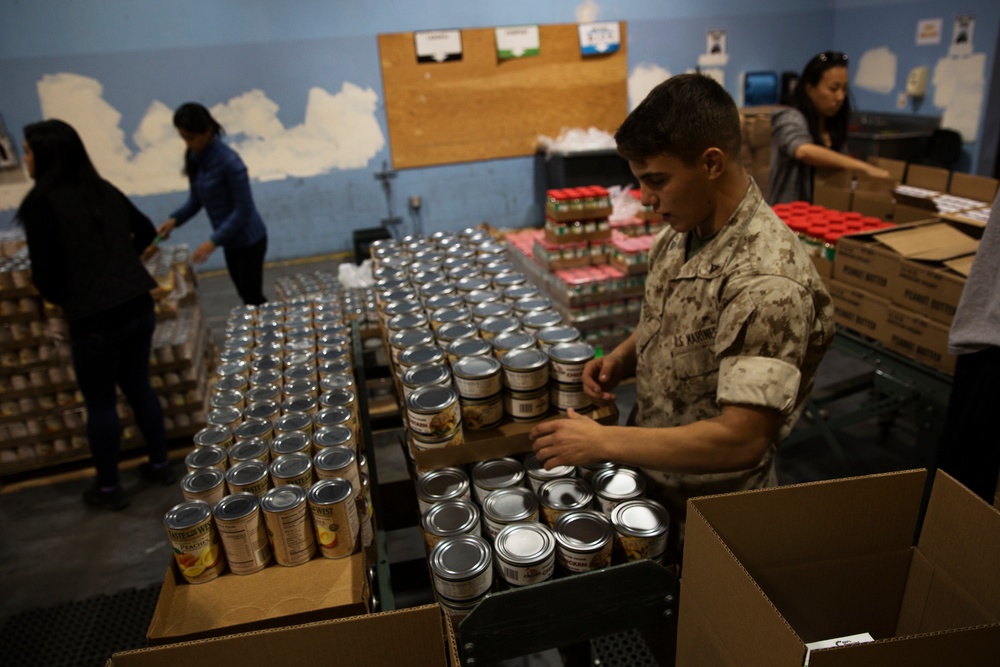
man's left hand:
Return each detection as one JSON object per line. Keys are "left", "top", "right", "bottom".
{"left": 529, "top": 408, "right": 606, "bottom": 470}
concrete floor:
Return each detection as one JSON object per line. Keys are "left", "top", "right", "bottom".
{"left": 0, "top": 253, "right": 930, "bottom": 663}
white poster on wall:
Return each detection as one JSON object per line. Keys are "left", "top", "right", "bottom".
{"left": 950, "top": 15, "right": 975, "bottom": 57}
{"left": 916, "top": 18, "right": 942, "bottom": 46}
{"left": 699, "top": 29, "right": 728, "bottom": 67}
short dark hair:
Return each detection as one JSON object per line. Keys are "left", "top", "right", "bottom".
{"left": 615, "top": 73, "right": 742, "bottom": 165}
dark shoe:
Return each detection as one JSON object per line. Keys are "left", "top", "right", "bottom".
{"left": 139, "top": 461, "right": 177, "bottom": 485}
{"left": 83, "top": 483, "right": 130, "bottom": 510}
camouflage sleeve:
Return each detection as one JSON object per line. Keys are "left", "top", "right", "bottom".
{"left": 714, "top": 275, "right": 817, "bottom": 415}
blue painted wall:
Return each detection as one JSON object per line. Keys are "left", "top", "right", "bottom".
{"left": 1, "top": 1, "right": 996, "bottom": 268}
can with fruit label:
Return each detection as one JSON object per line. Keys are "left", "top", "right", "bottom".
{"left": 213, "top": 492, "right": 272, "bottom": 575}
{"left": 261, "top": 485, "right": 316, "bottom": 566}
{"left": 307, "top": 478, "right": 359, "bottom": 559}
{"left": 164, "top": 500, "right": 227, "bottom": 583}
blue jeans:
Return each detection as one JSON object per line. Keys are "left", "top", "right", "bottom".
{"left": 70, "top": 296, "right": 168, "bottom": 487}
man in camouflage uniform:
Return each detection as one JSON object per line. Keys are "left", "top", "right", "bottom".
{"left": 530, "top": 74, "right": 834, "bottom": 562}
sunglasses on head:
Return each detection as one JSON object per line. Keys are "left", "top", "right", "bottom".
{"left": 813, "top": 51, "right": 848, "bottom": 65}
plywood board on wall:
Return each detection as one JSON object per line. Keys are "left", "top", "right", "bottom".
{"left": 378, "top": 23, "right": 628, "bottom": 169}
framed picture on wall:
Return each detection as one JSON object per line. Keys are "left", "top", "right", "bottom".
{"left": 0, "top": 114, "right": 19, "bottom": 169}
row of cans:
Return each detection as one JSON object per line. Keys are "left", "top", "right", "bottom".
{"left": 163, "top": 477, "right": 364, "bottom": 583}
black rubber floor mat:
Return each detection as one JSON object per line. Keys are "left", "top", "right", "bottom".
{"left": 0, "top": 582, "right": 162, "bottom": 667}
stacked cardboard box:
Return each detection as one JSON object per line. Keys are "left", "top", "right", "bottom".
{"left": 739, "top": 105, "right": 778, "bottom": 199}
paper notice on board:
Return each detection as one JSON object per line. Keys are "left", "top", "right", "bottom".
{"left": 916, "top": 18, "right": 943, "bottom": 46}
{"left": 415, "top": 30, "right": 463, "bottom": 63}
{"left": 578, "top": 22, "right": 620, "bottom": 56}
{"left": 950, "top": 14, "right": 974, "bottom": 56}
{"left": 496, "top": 25, "right": 540, "bottom": 60}
{"left": 698, "top": 29, "right": 729, "bottom": 67}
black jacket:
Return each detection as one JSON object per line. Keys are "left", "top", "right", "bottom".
{"left": 21, "top": 180, "right": 157, "bottom": 322}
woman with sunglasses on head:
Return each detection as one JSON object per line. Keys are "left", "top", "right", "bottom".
{"left": 768, "top": 51, "right": 890, "bottom": 204}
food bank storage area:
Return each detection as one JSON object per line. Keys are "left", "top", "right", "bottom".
{"left": 3, "top": 2, "right": 1000, "bottom": 666}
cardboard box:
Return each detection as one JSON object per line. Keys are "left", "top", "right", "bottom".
{"left": 905, "top": 163, "right": 950, "bottom": 191}
{"left": 812, "top": 169, "right": 853, "bottom": 212}
{"left": 112, "top": 604, "right": 447, "bottom": 666}
{"left": 147, "top": 552, "right": 369, "bottom": 645}
{"left": 883, "top": 305, "right": 956, "bottom": 375}
{"left": 677, "top": 469, "right": 1000, "bottom": 666}
{"left": 832, "top": 229, "right": 901, "bottom": 300}
{"left": 410, "top": 404, "right": 618, "bottom": 470}
{"left": 826, "top": 279, "right": 890, "bottom": 344}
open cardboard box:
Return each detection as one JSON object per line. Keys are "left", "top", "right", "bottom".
{"left": 411, "top": 404, "right": 618, "bottom": 470}
{"left": 834, "top": 219, "right": 977, "bottom": 325}
{"left": 894, "top": 166, "right": 998, "bottom": 224}
{"left": 677, "top": 469, "right": 1000, "bottom": 666}
{"left": 111, "top": 604, "right": 447, "bottom": 666}
{"left": 147, "top": 551, "right": 369, "bottom": 646}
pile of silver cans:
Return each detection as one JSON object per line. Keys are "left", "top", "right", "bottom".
{"left": 414, "top": 452, "right": 669, "bottom": 619}
{"left": 165, "top": 293, "right": 376, "bottom": 583}
{"left": 370, "top": 231, "right": 599, "bottom": 464}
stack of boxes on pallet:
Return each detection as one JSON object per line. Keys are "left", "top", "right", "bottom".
{"left": 0, "top": 241, "right": 213, "bottom": 476}
{"left": 370, "top": 228, "right": 671, "bottom": 620}
{"left": 505, "top": 186, "right": 662, "bottom": 353}
{"left": 149, "top": 275, "right": 378, "bottom": 645}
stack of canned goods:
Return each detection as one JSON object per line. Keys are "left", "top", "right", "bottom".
{"left": 166, "top": 290, "right": 385, "bottom": 584}
{"left": 370, "top": 231, "right": 602, "bottom": 462}
{"left": 413, "top": 452, "right": 669, "bottom": 619}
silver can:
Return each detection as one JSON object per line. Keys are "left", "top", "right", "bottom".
{"left": 501, "top": 348, "right": 550, "bottom": 392}
{"left": 494, "top": 522, "right": 555, "bottom": 587}
{"left": 406, "top": 385, "right": 461, "bottom": 440}
{"left": 481, "top": 487, "right": 540, "bottom": 540}
{"left": 282, "top": 394, "right": 319, "bottom": 417}
{"left": 307, "top": 478, "right": 360, "bottom": 559}
{"left": 490, "top": 330, "right": 536, "bottom": 360}
{"left": 389, "top": 328, "right": 435, "bottom": 365}
{"left": 610, "top": 499, "right": 670, "bottom": 564}
{"left": 261, "top": 485, "right": 316, "bottom": 566}
{"left": 535, "top": 325, "right": 582, "bottom": 353}
{"left": 428, "top": 534, "right": 493, "bottom": 604}
{"left": 459, "top": 392, "right": 504, "bottom": 430}
{"left": 523, "top": 452, "right": 576, "bottom": 493}
{"left": 274, "top": 412, "right": 314, "bottom": 437}
{"left": 185, "top": 444, "right": 228, "bottom": 474}
{"left": 314, "top": 445, "right": 360, "bottom": 494}
{"left": 547, "top": 342, "right": 595, "bottom": 384}
{"left": 226, "top": 459, "right": 271, "bottom": 497}
{"left": 163, "top": 500, "right": 226, "bottom": 584}
{"left": 549, "top": 382, "right": 593, "bottom": 413}
{"left": 421, "top": 498, "right": 481, "bottom": 551}
{"left": 435, "top": 321, "right": 479, "bottom": 350}
{"left": 269, "top": 452, "right": 314, "bottom": 488}
{"left": 591, "top": 466, "right": 647, "bottom": 515}
{"left": 192, "top": 425, "right": 233, "bottom": 450}
{"left": 180, "top": 467, "right": 227, "bottom": 507}
{"left": 478, "top": 315, "right": 521, "bottom": 341}
{"left": 313, "top": 424, "right": 355, "bottom": 452}
{"left": 401, "top": 362, "right": 452, "bottom": 400}
{"left": 270, "top": 431, "right": 312, "bottom": 458}
{"left": 471, "top": 300, "right": 513, "bottom": 323}
{"left": 520, "top": 310, "right": 563, "bottom": 333}
{"left": 228, "top": 437, "right": 271, "bottom": 466}
{"left": 504, "top": 386, "right": 550, "bottom": 422}
{"left": 446, "top": 337, "right": 493, "bottom": 365}
{"left": 213, "top": 492, "right": 272, "bottom": 575}
{"left": 538, "top": 477, "right": 594, "bottom": 528}
{"left": 233, "top": 418, "right": 274, "bottom": 443}
{"left": 205, "top": 406, "right": 242, "bottom": 431}
{"left": 451, "top": 355, "right": 502, "bottom": 399}
{"left": 415, "top": 467, "right": 472, "bottom": 515}
{"left": 554, "top": 510, "right": 613, "bottom": 573}
{"left": 470, "top": 458, "right": 525, "bottom": 505}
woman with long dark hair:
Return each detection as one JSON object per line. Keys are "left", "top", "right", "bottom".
{"left": 157, "top": 102, "right": 268, "bottom": 305}
{"left": 17, "top": 119, "right": 172, "bottom": 510}
{"left": 768, "top": 51, "right": 890, "bottom": 204}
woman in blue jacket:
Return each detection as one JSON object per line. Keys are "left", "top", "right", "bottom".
{"left": 158, "top": 103, "right": 268, "bottom": 304}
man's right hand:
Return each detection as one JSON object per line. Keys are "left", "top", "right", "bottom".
{"left": 157, "top": 218, "right": 177, "bottom": 240}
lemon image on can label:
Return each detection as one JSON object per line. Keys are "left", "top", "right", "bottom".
{"left": 318, "top": 523, "right": 340, "bottom": 548}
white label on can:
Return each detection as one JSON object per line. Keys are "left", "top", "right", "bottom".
{"left": 217, "top": 513, "right": 272, "bottom": 575}
{"left": 407, "top": 402, "right": 459, "bottom": 438}
{"left": 265, "top": 503, "right": 316, "bottom": 566}
{"left": 550, "top": 385, "right": 590, "bottom": 410}
{"left": 503, "top": 367, "right": 548, "bottom": 391}
{"left": 310, "top": 497, "right": 360, "bottom": 559}
{"left": 505, "top": 392, "right": 549, "bottom": 419}
{"left": 498, "top": 554, "right": 555, "bottom": 587}
{"left": 433, "top": 563, "right": 494, "bottom": 601}
{"left": 453, "top": 373, "right": 502, "bottom": 399}
{"left": 550, "top": 360, "right": 586, "bottom": 384}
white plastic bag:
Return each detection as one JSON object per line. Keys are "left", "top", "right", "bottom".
{"left": 338, "top": 259, "right": 374, "bottom": 288}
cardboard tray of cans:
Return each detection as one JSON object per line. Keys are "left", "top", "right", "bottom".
{"left": 409, "top": 404, "right": 618, "bottom": 471}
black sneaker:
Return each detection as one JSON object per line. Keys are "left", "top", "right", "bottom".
{"left": 83, "top": 483, "right": 130, "bottom": 511}
{"left": 139, "top": 461, "right": 177, "bottom": 485}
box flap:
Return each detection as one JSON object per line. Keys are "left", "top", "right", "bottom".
{"left": 905, "top": 164, "right": 949, "bottom": 191}
{"left": 690, "top": 471, "right": 926, "bottom": 569}
{"left": 807, "top": 626, "right": 1000, "bottom": 666}
{"left": 113, "top": 605, "right": 447, "bottom": 666}
{"left": 869, "top": 156, "right": 907, "bottom": 182}
{"left": 902, "top": 471, "right": 1000, "bottom": 631}
{"left": 147, "top": 553, "right": 368, "bottom": 645}
{"left": 949, "top": 172, "right": 998, "bottom": 203}
{"left": 873, "top": 223, "right": 979, "bottom": 261}
{"left": 942, "top": 254, "right": 975, "bottom": 278}
{"left": 677, "top": 501, "right": 806, "bottom": 667}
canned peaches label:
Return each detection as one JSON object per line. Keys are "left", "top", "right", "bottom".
{"left": 168, "top": 525, "right": 226, "bottom": 583}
